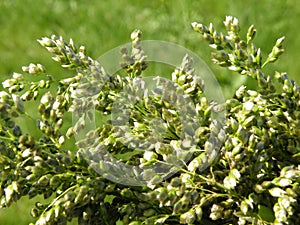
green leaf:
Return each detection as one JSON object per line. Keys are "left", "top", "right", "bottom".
{"left": 104, "top": 195, "right": 116, "bottom": 204}
{"left": 258, "top": 205, "right": 275, "bottom": 222}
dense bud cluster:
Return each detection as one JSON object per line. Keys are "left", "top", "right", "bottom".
{"left": 0, "top": 16, "right": 299, "bottom": 225}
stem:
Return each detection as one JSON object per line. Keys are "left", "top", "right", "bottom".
{"left": 42, "top": 184, "right": 78, "bottom": 215}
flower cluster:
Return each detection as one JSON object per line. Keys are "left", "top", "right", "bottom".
{"left": 0, "top": 16, "right": 299, "bottom": 225}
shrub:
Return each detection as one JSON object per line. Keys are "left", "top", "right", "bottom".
{"left": 0, "top": 16, "right": 299, "bottom": 224}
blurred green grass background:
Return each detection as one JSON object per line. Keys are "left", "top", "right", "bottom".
{"left": 1, "top": 0, "right": 300, "bottom": 224}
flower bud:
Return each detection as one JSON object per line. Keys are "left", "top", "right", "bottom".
{"left": 2, "top": 79, "right": 17, "bottom": 88}
{"left": 38, "top": 37, "right": 56, "bottom": 47}
{"left": 180, "top": 209, "right": 196, "bottom": 224}
{"left": 12, "top": 125, "right": 22, "bottom": 137}
{"left": 246, "top": 24, "right": 256, "bottom": 43}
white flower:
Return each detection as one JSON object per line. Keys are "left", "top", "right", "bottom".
{"left": 143, "top": 151, "right": 156, "bottom": 161}
{"left": 244, "top": 101, "right": 254, "bottom": 111}
{"left": 2, "top": 79, "right": 15, "bottom": 88}
{"left": 269, "top": 187, "right": 286, "bottom": 197}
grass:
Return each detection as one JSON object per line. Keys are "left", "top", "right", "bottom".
{"left": 1, "top": 0, "right": 300, "bottom": 224}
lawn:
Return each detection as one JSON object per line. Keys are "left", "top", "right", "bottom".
{"left": 0, "top": 0, "right": 300, "bottom": 224}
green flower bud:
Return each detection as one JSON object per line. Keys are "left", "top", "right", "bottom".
{"left": 45, "top": 210, "right": 54, "bottom": 223}
{"left": 143, "top": 208, "right": 156, "bottom": 217}
{"left": 240, "top": 200, "right": 249, "bottom": 215}
{"left": 49, "top": 175, "right": 61, "bottom": 189}
{"left": 12, "top": 125, "right": 22, "bottom": 137}
{"left": 38, "top": 37, "right": 56, "bottom": 47}
{"left": 170, "top": 177, "right": 181, "bottom": 187}
{"left": 2, "top": 79, "right": 17, "bottom": 89}
{"left": 157, "top": 187, "right": 168, "bottom": 205}
{"left": 30, "top": 208, "right": 39, "bottom": 218}
{"left": 173, "top": 200, "right": 183, "bottom": 214}
{"left": 64, "top": 191, "right": 76, "bottom": 201}
{"left": 6, "top": 119, "right": 15, "bottom": 128}
{"left": 21, "top": 91, "right": 33, "bottom": 101}
{"left": 275, "top": 36, "right": 285, "bottom": 48}
{"left": 40, "top": 92, "right": 54, "bottom": 106}
{"left": 37, "top": 174, "right": 51, "bottom": 187}
{"left": 11, "top": 94, "right": 24, "bottom": 113}
{"left": 210, "top": 204, "right": 223, "bottom": 220}
{"left": 180, "top": 209, "right": 196, "bottom": 224}
{"left": 9, "top": 84, "right": 22, "bottom": 93}
{"left": 22, "top": 63, "right": 46, "bottom": 75}
{"left": 269, "top": 187, "right": 286, "bottom": 197}
{"left": 63, "top": 200, "right": 72, "bottom": 210}
{"left": 285, "top": 188, "right": 297, "bottom": 198}
{"left": 246, "top": 24, "right": 256, "bottom": 43}
{"left": 254, "top": 184, "right": 265, "bottom": 194}
{"left": 235, "top": 85, "right": 246, "bottom": 99}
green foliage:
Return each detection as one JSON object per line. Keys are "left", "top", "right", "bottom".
{"left": 0, "top": 16, "right": 300, "bottom": 225}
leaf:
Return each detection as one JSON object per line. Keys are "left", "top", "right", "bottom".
{"left": 258, "top": 205, "right": 275, "bottom": 222}
{"left": 104, "top": 195, "right": 116, "bottom": 204}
